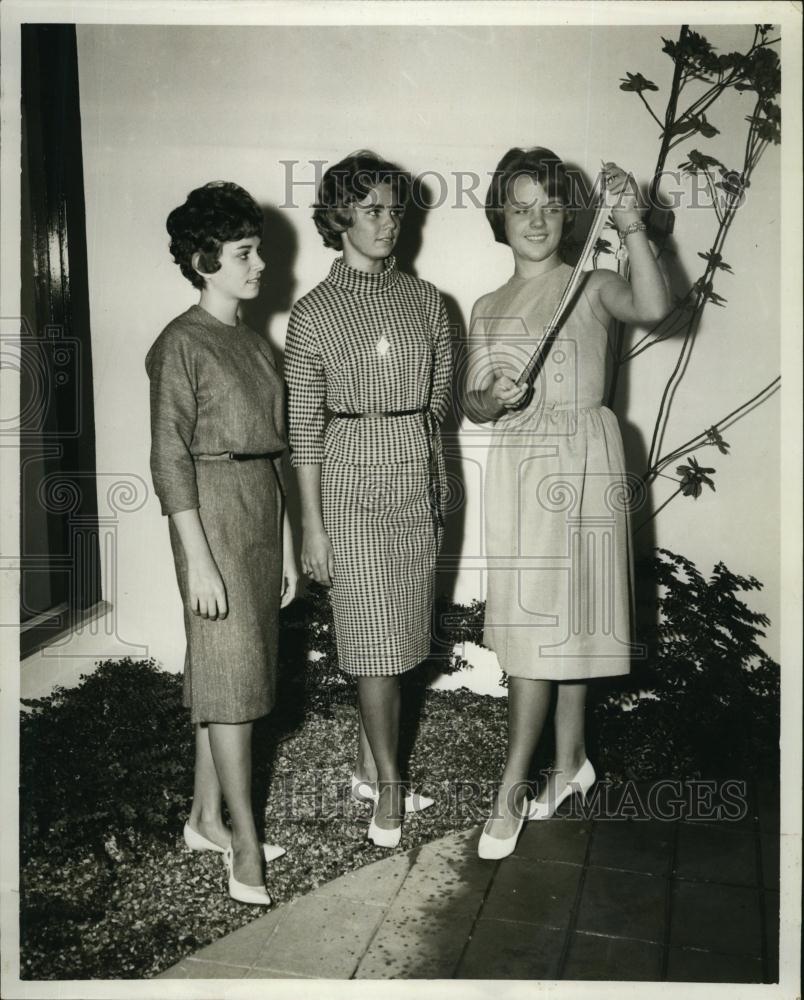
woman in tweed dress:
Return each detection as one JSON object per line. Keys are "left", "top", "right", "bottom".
{"left": 146, "top": 182, "right": 297, "bottom": 903}
{"left": 285, "top": 151, "right": 451, "bottom": 848}
{"left": 465, "top": 149, "right": 669, "bottom": 859}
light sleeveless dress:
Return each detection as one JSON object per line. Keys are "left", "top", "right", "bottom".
{"left": 469, "top": 263, "right": 635, "bottom": 680}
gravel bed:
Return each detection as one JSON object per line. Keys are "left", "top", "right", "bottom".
{"left": 21, "top": 688, "right": 507, "bottom": 980}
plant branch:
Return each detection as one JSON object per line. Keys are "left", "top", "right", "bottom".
{"left": 638, "top": 91, "right": 665, "bottom": 129}
{"left": 623, "top": 309, "right": 696, "bottom": 361}
{"left": 648, "top": 375, "right": 781, "bottom": 479}
{"left": 703, "top": 171, "right": 724, "bottom": 224}
{"left": 635, "top": 485, "right": 683, "bottom": 534}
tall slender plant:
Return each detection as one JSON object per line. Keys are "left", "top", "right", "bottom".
{"left": 601, "top": 24, "right": 781, "bottom": 528}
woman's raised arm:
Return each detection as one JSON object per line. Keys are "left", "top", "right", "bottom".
{"left": 591, "top": 162, "right": 671, "bottom": 325}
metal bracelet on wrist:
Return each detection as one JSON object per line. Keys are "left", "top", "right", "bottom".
{"left": 618, "top": 220, "right": 647, "bottom": 239}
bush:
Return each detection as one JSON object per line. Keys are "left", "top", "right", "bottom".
{"left": 592, "top": 548, "right": 780, "bottom": 780}
{"left": 278, "top": 582, "right": 354, "bottom": 713}
{"left": 20, "top": 658, "right": 192, "bottom": 863}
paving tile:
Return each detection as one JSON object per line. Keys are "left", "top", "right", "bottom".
{"left": 158, "top": 959, "right": 248, "bottom": 978}
{"left": 765, "top": 890, "right": 779, "bottom": 982}
{"left": 666, "top": 947, "right": 763, "bottom": 982}
{"left": 563, "top": 932, "right": 662, "bottom": 980}
{"left": 355, "top": 900, "right": 477, "bottom": 978}
{"left": 313, "top": 852, "right": 413, "bottom": 907}
{"left": 670, "top": 880, "right": 762, "bottom": 957}
{"left": 251, "top": 895, "right": 386, "bottom": 978}
{"left": 188, "top": 909, "right": 286, "bottom": 966}
{"left": 456, "top": 918, "right": 565, "bottom": 979}
{"left": 482, "top": 857, "right": 581, "bottom": 928}
{"left": 591, "top": 780, "right": 657, "bottom": 820}
{"left": 680, "top": 780, "right": 755, "bottom": 827}
{"left": 760, "top": 833, "right": 780, "bottom": 890}
{"left": 589, "top": 818, "right": 674, "bottom": 876}
{"left": 597, "top": 780, "right": 752, "bottom": 827}
{"left": 575, "top": 867, "right": 666, "bottom": 943}
{"left": 395, "top": 832, "right": 495, "bottom": 914}
{"left": 675, "top": 824, "right": 757, "bottom": 886}
{"left": 157, "top": 961, "right": 192, "bottom": 979}
{"left": 514, "top": 818, "right": 592, "bottom": 864}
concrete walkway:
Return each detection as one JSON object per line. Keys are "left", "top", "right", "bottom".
{"left": 159, "top": 781, "right": 780, "bottom": 982}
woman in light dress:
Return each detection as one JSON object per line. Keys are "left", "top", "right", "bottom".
{"left": 464, "top": 148, "right": 669, "bottom": 858}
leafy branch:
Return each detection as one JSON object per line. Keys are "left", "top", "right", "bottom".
{"left": 604, "top": 24, "right": 781, "bottom": 523}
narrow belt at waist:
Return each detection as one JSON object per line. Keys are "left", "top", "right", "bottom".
{"left": 331, "top": 407, "right": 427, "bottom": 419}
{"left": 194, "top": 450, "right": 284, "bottom": 462}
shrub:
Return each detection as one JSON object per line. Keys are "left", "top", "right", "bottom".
{"left": 20, "top": 658, "right": 192, "bottom": 863}
{"left": 592, "top": 548, "right": 780, "bottom": 779}
{"left": 278, "top": 583, "right": 354, "bottom": 713}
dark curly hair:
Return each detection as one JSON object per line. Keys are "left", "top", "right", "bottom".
{"left": 485, "top": 147, "right": 575, "bottom": 246}
{"left": 313, "top": 150, "right": 411, "bottom": 250}
{"left": 166, "top": 181, "right": 263, "bottom": 289}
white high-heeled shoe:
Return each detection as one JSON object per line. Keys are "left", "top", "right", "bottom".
{"left": 366, "top": 785, "right": 403, "bottom": 849}
{"left": 477, "top": 795, "right": 529, "bottom": 860}
{"left": 223, "top": 846, "right": 272, "bottom": 906}
{"left": 183, "top": 822, "right": 286, "bottom": 863}
{"left": 367, "top": 807, "right": 403, "bottom": 849}
{"left": 351, "top": 774, "right": 434, "bottom": 813}
{"left": 527, "top": 758, "right": 596, "bottom": 821}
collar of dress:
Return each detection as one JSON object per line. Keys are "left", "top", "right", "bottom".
{"left": 326, "top": 255, "right": 399, "bottom": 295}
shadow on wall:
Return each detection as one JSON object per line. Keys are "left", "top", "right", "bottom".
{"left": 241, "top": 204, "right": 298, "bottom": 357}
{"left": 241, "top": 205, "right": 300, "bottom": 566}
{"left": 605, "top": 198, "right": 693, "bottom": 710}
{"left": 399, "top": 176, "right": 469, "bottom": 605}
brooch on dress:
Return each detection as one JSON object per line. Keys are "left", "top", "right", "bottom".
{"left": 376, "top": 335, "right": 391, "bottom": 357}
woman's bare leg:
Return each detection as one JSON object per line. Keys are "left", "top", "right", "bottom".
{"left": 356, "top": 676, "right": 403, "bottom": 829}
{"left": 208, "top": 721, "right": 263, "bottom": 886}
{"left": 354, "top": 702, "right": 379, "bottom": 784}
{"left": 485, "top": 676, "right": 553, "bottom": 839}
{"left": 188, "top": 723, "right": 232, "bottom": 848}
{"left": 533, "top": 680, "right": 588, "bottom": 807}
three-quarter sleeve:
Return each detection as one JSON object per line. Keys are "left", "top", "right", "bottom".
{"left": 285, "top": 302, "right": 326, "bottom": 465}
{"left": 430, "top": 295, "right": 453, "bottom": 425}
{"left": 145, "top": 331, "right": 199, "bottom": 515}
{"left": 462, "top": 302, "right": 502, "bottom": 425}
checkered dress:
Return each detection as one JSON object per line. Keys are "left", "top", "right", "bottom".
{"left": 285, "top": 256, "right": 451, "bottom": 675}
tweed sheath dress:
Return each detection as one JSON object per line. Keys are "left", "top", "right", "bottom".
{"left": 285, "top": 256, "right": 451, "bottom": 676}
{"left": 467, "top": 263, "right": 635, "bottom": 681}
{"left": 146, "top": 304, "right": 287, "bottom": 723}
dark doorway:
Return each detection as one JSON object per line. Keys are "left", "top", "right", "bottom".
{"left": 20, "top": 24, "right": 102, "bottom": 656}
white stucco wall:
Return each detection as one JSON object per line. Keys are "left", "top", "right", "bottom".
{"left": 74, "top": 22, "right": 781, "bottom": 671}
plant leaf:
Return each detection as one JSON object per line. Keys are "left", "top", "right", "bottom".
{"left": 620, "top": 71, "right": 660, "bottom": 93}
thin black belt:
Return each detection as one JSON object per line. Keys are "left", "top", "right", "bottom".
{"left": 331, "top": 407, "right": 443, "bottom": 534}
{"left": 331, "top": 407, "right": 424, "bottom": 419}
{"left": 194, "top": 450, "right": 283, "bottom": 462}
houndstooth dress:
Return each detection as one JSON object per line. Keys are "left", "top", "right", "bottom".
{"left": 285, "top": 256, "right": 451, "bottom": 676}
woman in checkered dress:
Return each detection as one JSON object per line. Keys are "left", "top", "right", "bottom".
{"left": 285, "top": 151, "right": 451, "bottom": 847}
